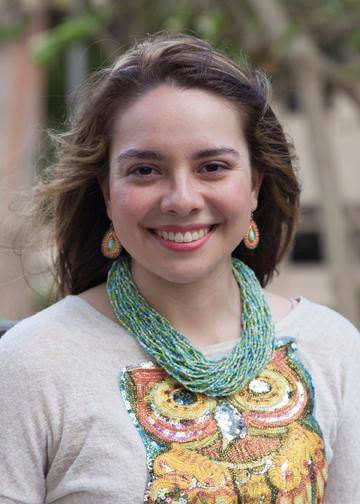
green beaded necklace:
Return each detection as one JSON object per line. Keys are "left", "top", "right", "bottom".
{"left": 107, "top": 257, "right": 275, "bottom": 397}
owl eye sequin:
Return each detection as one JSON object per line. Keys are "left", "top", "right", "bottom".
{"left": 232, "top": 369, "right": 292, "bottom": 413}
{"left": 149, "top": 377, "right": 216, "bottom": 421}
{"left": 248, "top": 378, "right": 271, "bottom": 394}
{"left": 123, "top": 366, "right": 218, "bottom": 445}
{"left": 230, "top": 354, "right": 308, "bottom": 430}
{"left": 172, "top": 390, "right": 197, "bottom": 406}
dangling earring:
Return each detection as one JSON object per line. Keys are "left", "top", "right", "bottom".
{"left": 101, "top": 223, "right": 122, "bottom": 259}
{"left": 244, "top": 217, "right": 260, "bottom": 250}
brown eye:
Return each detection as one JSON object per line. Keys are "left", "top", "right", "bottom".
{"left": 129, "top": 165, "right": 159, "bottom": 176}
{"left": 201, "top": 163, "right": 227, "bottom": 173}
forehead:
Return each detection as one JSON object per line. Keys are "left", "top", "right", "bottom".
{"left": 110, "top": 85, "right": 247, "bottom": 152}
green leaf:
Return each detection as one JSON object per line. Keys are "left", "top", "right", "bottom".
{"left": 0, "top": 22, "right": 24, "bottom": 42}
{"left": 196, "top": 13, "right": 224, "bottom": 39}
{"left": 343, "top": 65, "right": 360, "bottom": 79}
{"left": 273, "top": 21, "right": 300, "bottom": 55}
{"left": 30, "top": 14, "right": 104, "bottom": 65}
{"left": 351, "top": 28, "right": 360, "bottom": 48}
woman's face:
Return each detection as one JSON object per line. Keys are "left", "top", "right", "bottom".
{"left": 104, "top": 85, "right": 261, "bottom": 285}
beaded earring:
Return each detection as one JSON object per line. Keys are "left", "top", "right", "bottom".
{"left": 101, "top": 223, "right": 122, "bottom": 259}
{"left": 244, "top": 217, "right": 260, "bottom": 249}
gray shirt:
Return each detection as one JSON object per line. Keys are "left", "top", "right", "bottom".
{"left": 0, "top": 296, "right": 359, "bottom": 503}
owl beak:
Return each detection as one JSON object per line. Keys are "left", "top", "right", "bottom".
{"left": 214, "top": 401, "right": 247, "bottom": 452}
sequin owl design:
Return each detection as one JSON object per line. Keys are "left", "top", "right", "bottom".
{"left": 120, "top": 340, "right": 328, "bottom": 503}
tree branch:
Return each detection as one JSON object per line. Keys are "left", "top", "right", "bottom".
{"left": 217, "top": 0, "right": 265, "bottom": 55}
{"left": 246, "top": 0, "right": 360, "bottom": 107}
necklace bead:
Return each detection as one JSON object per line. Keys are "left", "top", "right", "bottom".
{"left": 107, "top": 257, "right": 275, "bottom": 397}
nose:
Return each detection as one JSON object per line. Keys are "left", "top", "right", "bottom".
{"left": 160, "top": 174, "right": 204, "bottom": 216}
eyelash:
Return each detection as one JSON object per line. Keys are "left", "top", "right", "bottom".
{"left": 127, "top": 162, "right": 229, "bottom": 177}
{"left": 128, "top": 165, "right": 158, "bottom": 176}
{"left": 200, "top": 162, "right": 228, "bottom": 173}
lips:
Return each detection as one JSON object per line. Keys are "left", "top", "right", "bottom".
{"left": 149, "top": 224, "right": 217, "bottom": 251}
{"left": 155, "top": 228, "right": 210, "bottom": 243}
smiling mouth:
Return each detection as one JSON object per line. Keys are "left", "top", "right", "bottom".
{"left": 152, "top": 226, "right": 215, "bottom": 243}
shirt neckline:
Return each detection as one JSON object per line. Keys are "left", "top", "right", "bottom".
{"left": 64, "top": 294, "right": 309, "bottom": 334}
{"left": 67, "top": 293, "right": 307, "bottom": 348}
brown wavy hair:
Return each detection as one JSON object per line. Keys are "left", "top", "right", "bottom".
{"left": 35, "top": 32, "right": 300, "bottom": 296}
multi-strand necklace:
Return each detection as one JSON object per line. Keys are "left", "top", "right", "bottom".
{"left": 107, "top": 257, "right": 275, "bottom": 397}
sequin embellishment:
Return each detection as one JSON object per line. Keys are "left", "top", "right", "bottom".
{"left": 120, "top": 340, "right": 328, "bottom": 503}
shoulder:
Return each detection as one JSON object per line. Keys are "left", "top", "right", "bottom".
{"left": 0, "top": 298, "right": 74, "bottom": 382}
{"left": 0, "top": 296, "right": 117, "bottom": 380}
{"left": 277, "top": 298, "right": 360, "bottom": 405}
{"left": 276, "top": 299, "right": 360, "bottom": 452}
{"left": 0, "top": 294, "right": 145, "bottom": 384}
{"left": 1, "top": 296, "right": 86, "bottom": 355}
{"left": 277, "top": 297, "right": 359, "bottom": 347}
{"left": 264, "top": 291, "right": 359, "bottom": 352}
{"left": 275, "top": 298, "right": 359, "bottom": 389}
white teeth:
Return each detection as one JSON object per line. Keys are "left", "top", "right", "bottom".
{"left": 155, "top": 227, "right": 211, "bottom": 243}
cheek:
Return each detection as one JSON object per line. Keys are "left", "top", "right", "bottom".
{"left": 214, "top": 181, "right": 254, "bottom": 218}
{"left": 109, "top": 185, "right": 152, "bottom": 225}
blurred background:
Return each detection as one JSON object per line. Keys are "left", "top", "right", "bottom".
{"left": 0, "top": 0, "right": 359, "bottom": 325}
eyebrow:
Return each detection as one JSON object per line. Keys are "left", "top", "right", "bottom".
{"left": 193, "top": 147, "right": 240, "bottom": 160}
{"left": 116, "top": 147, "right": 240, "bottom": 163}
{"left": 116, "top": 149, "right": 162, "bottom": 163}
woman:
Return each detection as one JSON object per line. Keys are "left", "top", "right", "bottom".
{"left": 0, "top": 33, "right": 359, "bottom": 503}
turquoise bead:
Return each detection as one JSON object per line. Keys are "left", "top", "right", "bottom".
{"left": 249, "top": 228, "right": 255, "bottom": 242}
{"left": 108, "top": 238, "right": 115, "bottom": 251}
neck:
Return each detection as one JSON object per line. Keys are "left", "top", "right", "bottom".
{"left": 131, "top": 258, "right": 241, "bottom": 346}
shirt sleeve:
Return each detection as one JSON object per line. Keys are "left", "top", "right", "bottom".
{"left": 325, "top": 326, "right": 360, "bottom": 502}
{"left": 0, "top": 330, "right": 48, "bottom": 504}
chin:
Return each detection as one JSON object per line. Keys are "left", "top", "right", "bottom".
{"left": 148, "top": 257, "right": 227, "bottom": 286}
{"left": 152, "top": 266, "right": 204, "bottom": 285}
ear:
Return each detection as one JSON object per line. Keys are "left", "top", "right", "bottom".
{"left": 251, "top": 170, "right": 264, "bottom": 212}
{"left": 98, "top": 176, "right": 112, "bottom": 221}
